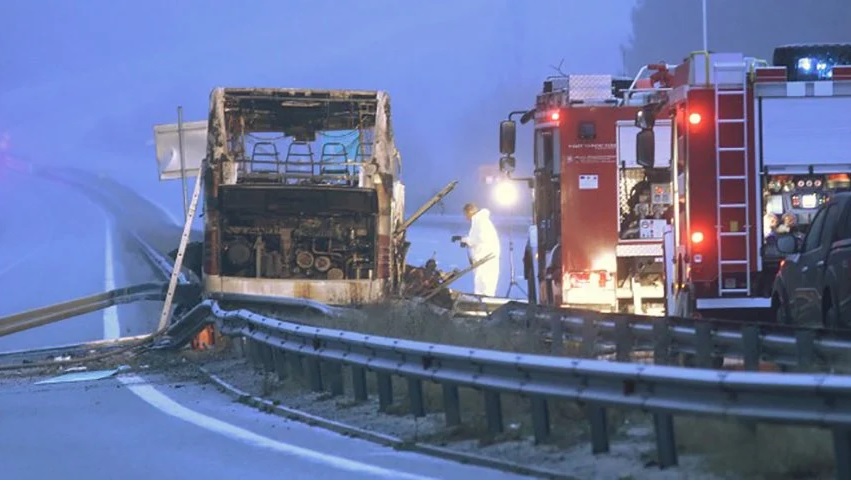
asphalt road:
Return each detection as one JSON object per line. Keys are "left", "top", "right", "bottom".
{"left": 0, "top": 171, "right": 158, "bottom": 352}
{"left": 0, "top": 168, "right": 525, "bottom": 480}
{"left": 0, "top": 372, "right": 526, "bottom": 480}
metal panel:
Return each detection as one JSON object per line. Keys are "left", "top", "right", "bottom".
{"left": 35, "top": 369, "right": 119, "bottom": 385}
{"left": 615, "top": 242, "right": 663, "bottom": 257}
{"left": 153, "top": 120, "right": 207, "bottom": 181}
{"left": 690, "top": 53, "right": 745, "bottom": 85}
{"left": 616, "top": 119, "right": 672, "bottom": 168}
{"left": 761, "top": 96, "right": 851, "bottom": 171}
{"left": 696, "top": 297, "right": 771, "bottom": 309}
{"left": 205, "top": 275, "right": 387, "bottom": 306}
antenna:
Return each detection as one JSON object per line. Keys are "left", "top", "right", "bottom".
{"left": 702, "top": 0, "right": 708, "bottom": 52}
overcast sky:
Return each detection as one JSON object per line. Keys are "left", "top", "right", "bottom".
{"left": 0, "top": 0, "right": 636, "bottom": 213}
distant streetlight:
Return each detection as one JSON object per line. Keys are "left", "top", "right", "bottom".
{"left": 493, "top": 178, "right": 519, "bottom": 208}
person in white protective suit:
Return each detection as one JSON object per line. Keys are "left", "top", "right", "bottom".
{"left": 452, "top": 203, "right": 500, "bottom": 297}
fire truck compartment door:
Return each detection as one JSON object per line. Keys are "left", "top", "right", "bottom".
{"left": 760, "top": 96, "right": 851, "bottom": 173}
{"left": 616, "top": 119, "right": 672, "bottom": 169}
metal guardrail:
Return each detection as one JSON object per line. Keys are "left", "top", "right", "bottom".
{"left": 133, "top": 232, "right": 195, "bottom": 286}
{"left": 0, "top": 283, "right": 173, "bottom": 338}
{"left": 496, "top": 301, "right": 851, "bottom": 372}
{"left": 173, "top": 299, "right": 851, "bottom": 478}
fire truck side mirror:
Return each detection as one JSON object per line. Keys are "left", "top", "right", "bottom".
{"left": 635, "top": 106, "right": 656, "bottom": 129}
{"left": 499, "top": 155, "right": 516, "bottom": 174}
{"left": 636, "top": 129, "right": 655, "bottom": 168}
{"left": 500, "top": 120, "right": 516, "bottom": 155}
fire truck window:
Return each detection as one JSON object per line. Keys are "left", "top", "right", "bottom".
{"left": 803, "top": 205, "right": 833, "bottom": 252}
{"left": 535, "top": 129, "right": 559, "bottom": 175}
{"left": 578, "top": 121, "right": 596, "bottom": 140}
{"left": 834, "top": 202, "right": 851, "bottom": 242}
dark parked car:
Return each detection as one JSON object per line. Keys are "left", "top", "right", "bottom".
{"left": 771, "top": 192, "right": 851, "bottom": 327}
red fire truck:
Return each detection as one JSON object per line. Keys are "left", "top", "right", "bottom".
{"left": 498, "top": 72, "right": 673, "bottom": 314}
{"left": 500, "top": 43, "right": 851, "bottom": 320}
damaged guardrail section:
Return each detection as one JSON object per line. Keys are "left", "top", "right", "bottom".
{"left": 190, "top": 299, "right": 851, "bottom": 478}
{"left": 0, "top": 283, "right": 174, "bottom": 338}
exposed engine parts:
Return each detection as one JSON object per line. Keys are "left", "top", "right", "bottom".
{"left": 221, "top": 215, "right": 376, "bottom": 281}
{"left": 619, "top": 177, "right": 674, "bottom": 240}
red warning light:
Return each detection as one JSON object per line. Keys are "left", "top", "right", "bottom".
{"left": 691, "top": 231, "right": 705, "bottom": 244}
{"left": 550, "top": 111, "right": 560, "bottom": 121}
{"left": 688, "top": 112, "right": 702, "bottom": 125}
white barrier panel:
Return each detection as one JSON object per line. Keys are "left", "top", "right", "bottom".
{"left": 154, "top": 120, "right": 207, "bottom": 181}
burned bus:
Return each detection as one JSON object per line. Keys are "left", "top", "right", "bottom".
{"left": 200, "top": 88, "right": 406, "bottom": 306}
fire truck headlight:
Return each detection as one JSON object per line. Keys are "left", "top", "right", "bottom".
{"left": 688, "top": 112, "right": 702, "bottom": 125}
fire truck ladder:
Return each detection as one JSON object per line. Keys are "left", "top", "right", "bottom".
{"left": 713, "top": 61, "right": 751, "bottom": 296}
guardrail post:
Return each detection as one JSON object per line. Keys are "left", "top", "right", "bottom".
{"left": 234, "top": 336, "right": 246, "bottom": 358}
{"left": 377, "top": 373, "right": 393, "bottom": 412}
{"left": 694, "top": 323, "right": 713, "bottom": 368}
{"left": 351, "top": 367, "right": 368, "bottom": 402}
{"left": 741, "top": 325, "right": 761, "bottom": 371}
{"left": 580, "top": 318, "right": 598, "bottom": 358}
{"left": 247, "top": 340, "right": 262, "bottom": 369}
{"left": 587, "top": 405, "right": 609, "bottom": 454}
{"left": 260, "top": 344, "right": 275, "bottom": 372}
{"left": 289, "top": 354, "right": 304, "bottom": 382}
{"left": 441, "top": 383, "right": 462, "bottom": 426}
{"left": 327, "top": 362, "right": 344, "bottom": 397}
{"left": 794, "top": 329, "right": 816, "bottom": 371}
{"left": 306, "top": 358, "right": 323, "bottom": 392}
{"left": 833, "top": 428, "right": 851, "bottom": 480}
{"left": 524, "top": 302, "right": 538, "bottom": 329}
{"left": 483, "top": 390, "right": 503, "bottom": 434}
{"left": 653, "top": 412, "right": 678, "bottom": 468}
{"left": 407, "top": 378, "right": 426, "bottom": 417}
{"left": 550, "top": 314, "right": 565, "bottom": 355}
{"left": 615, "top": 321, "right": 632, "bottom": 362}
{"left": 530, "top": 397, "right": 550, "bottom": 444}
{"left": 272, "top": 349, "right": 288, "bottom": 380}
{"left": 653, "top": 319, "right": 672, "bottom": 365}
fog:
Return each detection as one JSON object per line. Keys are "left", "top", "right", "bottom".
{"left": 2, "top": 0, "right": 847, "bottom": 304}
{"left": 0, "top": 0, "right": 634, "bottom": 218}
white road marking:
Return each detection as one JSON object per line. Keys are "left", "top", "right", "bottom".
{"left": 101, "top": 218, "right": 424, "bottom": 480}
{"left": 0, "top": 246, "right": 42, "bottom": 279}
{"left": 102, "top": 221, "right": 120, "bottom": 340}
{"left": 118, "top": 375, "right": 424, "bottom": 480}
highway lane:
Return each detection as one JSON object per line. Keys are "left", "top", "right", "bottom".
{"left": 0, "top": 171, "right": 147, "bottom": 351}
{"left": 0, "top": 372, "right": 526, "bottom": 480}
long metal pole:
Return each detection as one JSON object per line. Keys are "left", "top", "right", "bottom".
{"left": 702, "top": 0, "right": 708, "bottom": 52}
{"left": 177, "top": 106, "right": 189, "bottom": 219}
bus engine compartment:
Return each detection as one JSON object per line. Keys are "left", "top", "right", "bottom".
{"left": 200, "top": 88, "right": 403, "bottom": 305}
{"left": 217, "top": 184, "right": 378, "bottom": 281}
